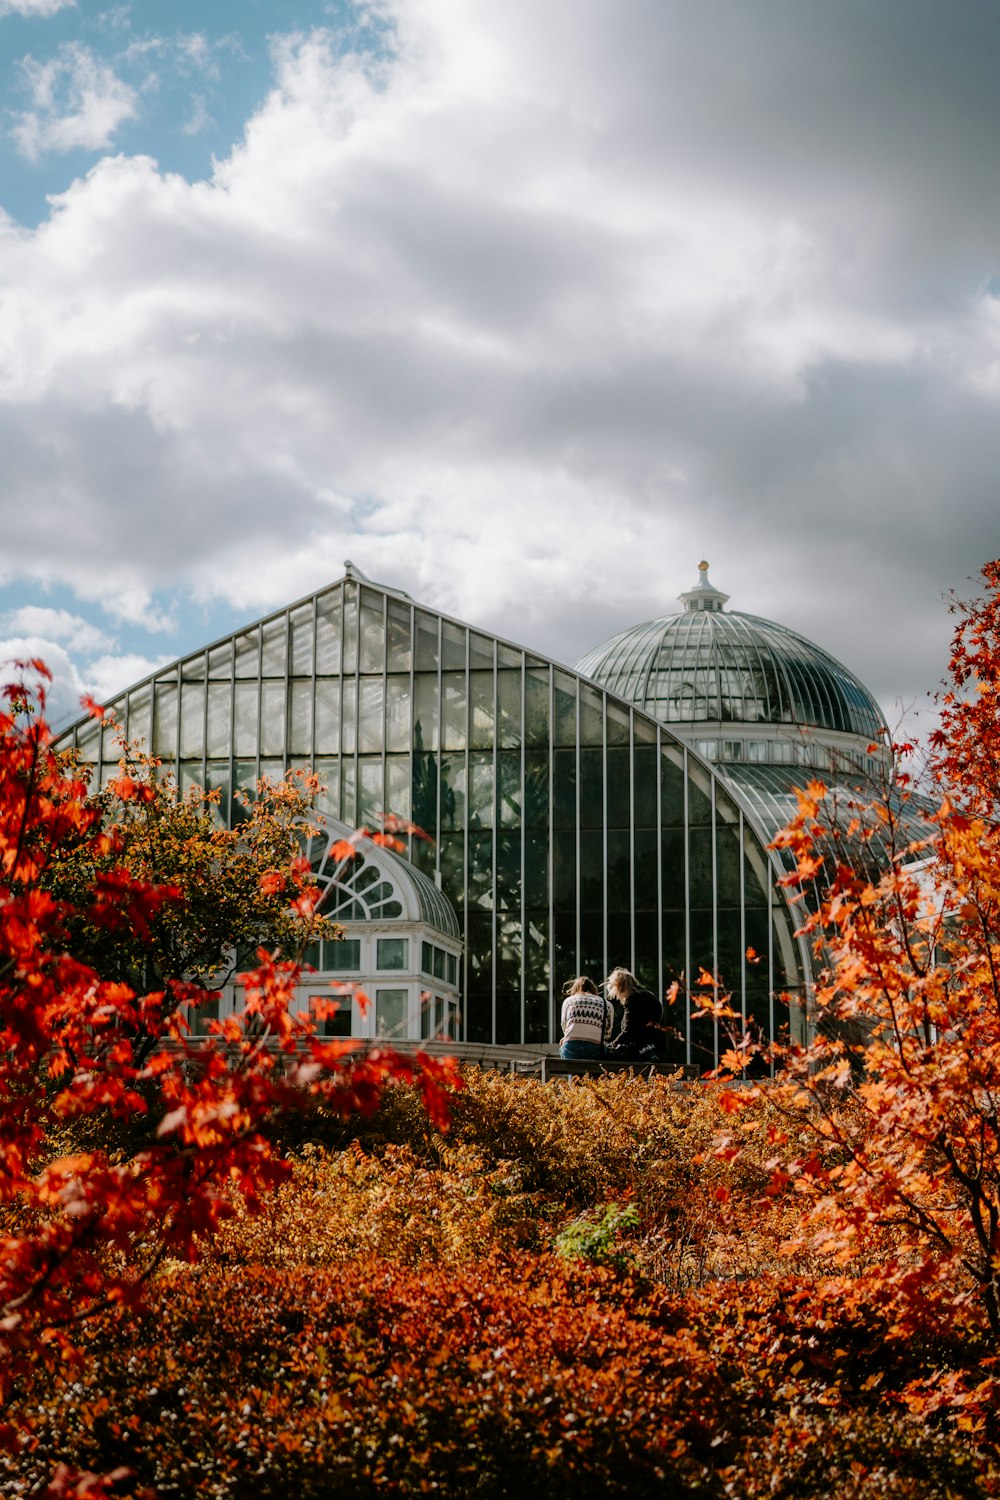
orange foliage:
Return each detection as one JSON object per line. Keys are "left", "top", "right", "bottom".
{"left": 0, "top": 670, "right": 457, "bottom": 1434}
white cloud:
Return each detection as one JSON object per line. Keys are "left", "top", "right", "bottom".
{"left": 1, "top": 2, "right": 1000, "bottom": 714}
{"left": 85, "top": 650, "right": 168, "bottom": 701}
{"left": 0, "top": 0, "right": 75, "bottom": 16}
{"left": 0, "top": 605, "right": 115, "bottom": 655}
{"left": 11, "top": 42, "right": 138, "bottom": 160}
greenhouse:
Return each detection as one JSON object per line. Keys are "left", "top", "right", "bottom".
{"left": 57, "top": 560, "right": 891, "bottom": 1066}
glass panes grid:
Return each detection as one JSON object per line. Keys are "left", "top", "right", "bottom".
{"left": 66, "top": 579, "right": 802, "bottom": 1065}
{"left": 576, "top": 609, "right": 885, "bottom": 743}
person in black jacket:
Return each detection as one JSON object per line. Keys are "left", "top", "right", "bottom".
{"left": 606, "top": 972, "right": 664, "bottom": 1061}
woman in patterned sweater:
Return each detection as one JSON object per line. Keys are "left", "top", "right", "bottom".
{"left": 559, "top": 975, "right": 614, "bottom": 1060}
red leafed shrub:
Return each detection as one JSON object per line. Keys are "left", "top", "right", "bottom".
{"left": 0, "top": 670, "right": 457, "bottom": 1446}
{"left": 3, "top": 1256, "right": 998, "bottom": 1499}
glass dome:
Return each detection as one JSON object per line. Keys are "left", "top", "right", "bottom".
{"left": 575, "top": 563, "right": 887, "bottom": 745}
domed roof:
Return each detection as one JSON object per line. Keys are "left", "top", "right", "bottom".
{"left": 574, "top": 563, "right": 886, "bottom": 743}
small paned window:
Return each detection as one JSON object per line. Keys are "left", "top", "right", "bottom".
{"left": 447, "top": 953, "right": 457, "bottom": 986}
{"left": 377, "top": 937, "right": 408, "bottom": 970}
{"left": 326, "top": 938, "right": 361, "bottom": 971}
{"left": 376, "top": 988, "right": 407, "bottom": 1039}
{"left": 422, "top": 940, "right": 433, "bottom": 975}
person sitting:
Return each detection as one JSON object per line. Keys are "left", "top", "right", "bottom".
{"left": 559, "top": 975, "right": 614, "bottom": 1060}
{"left": 607, "top": 984, "right": 664, "bottom": 1061}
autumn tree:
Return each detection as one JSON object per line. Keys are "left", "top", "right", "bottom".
{"left": 0, "top": 666, "right": 456, "bottom": 1422}
{"left": 52, "top": 724, "right": 341, "bottom": 997}
{"left": 724, "top": 562, "right": 1000, "bottom": 1344}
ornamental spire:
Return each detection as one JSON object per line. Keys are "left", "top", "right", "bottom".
{"left": 678, "top": 560, "right": 730, "bottom": 614}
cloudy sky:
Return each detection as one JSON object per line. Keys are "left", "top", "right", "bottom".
{"left": 0, "top": 0, "right": 998, "bottom": 730}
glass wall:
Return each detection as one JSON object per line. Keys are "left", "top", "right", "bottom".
{"left": 64, "top": 577, "right": 804, "bottom": 1064}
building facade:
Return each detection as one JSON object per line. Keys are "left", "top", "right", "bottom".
{"left": 60, "top": 564, "right": 821, "bottom": 1066}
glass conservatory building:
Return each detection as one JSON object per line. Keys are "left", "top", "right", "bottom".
{"left": 58, "top": 563, "right": 832, "bottom": 1066}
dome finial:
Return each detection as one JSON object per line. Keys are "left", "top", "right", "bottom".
{"left": 679, "top": 560, "right": 730, "bottom": 614}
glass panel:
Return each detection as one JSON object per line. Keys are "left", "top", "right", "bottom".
{"left": 468, "top": 832, "right": 493, "bottom": 909}
{"left": 326, "top": 937, "right": 361, "bottom": 971}
{"left": 205, "top": 764, "right": 231, "bottom": 823}
{"left": 422, "top": 941, "right": 433, "bottom": 975}
{"left": 469, "top": 632, "right": 494, "bottom": 670}
{"left": 207, "top": 642, "right": 232, "bottom": 678}
{"left": 415, "top": 610, "right": 439, "bottom": 671}
{"left": 497, "top": 751, "right": 521, "bottom": 828}
{"left": 496, "top": 988, "right": 520, "bottom": 1045}
{"left": 261, "top": 619, "right": 286, "bottom": 677}
{"left": 439, "top": 754, "right": 466, "bottom": 831}
{"left": 376, "top": 987, "right": 407, "bottom": 1039}
{"left": 359, "top": 588, "right": 385, "bottom": 674}
{"left": 152, "top": 681, "right": 178, "bottom": 757}
{"left": 634, "top": 829, "right": 658, "bottom": 911}
{"left": 524, "top": 752, "right": 548, "bottom": 829}
{"left": 234, "top": 629, "right": 259, "bottom": 680}
{"left": 579, "top": 683, "right": 604, "bottom": 748}
{"left": 497, "top": 671, "right": 521, "bottom": 749}
{"left": 385, "top": 675, "right": 410, "bottom": 752}
{"left": 607, "top": 829, "right": 630, "bottom": 911}
{"left": 524, "top": 830, "right": 548, "bottom": 908}
{"left": 315, "top": 760, "right": 340, "bottom": 819}
{"left": 342, "top": 586, "right": 358, "bottom": 675}
{"left": 358, "top": 678, "right": 384, "bottom": 753}
{"left": 181, "top": 652, "right": 205, "bottom": 681}
{"left": 340, "top": 759, "right": 356, "bottom": 824}
{"left": 179, "top": 682, "right": 205, "bottom": 759}
{"left": 127, "top": 684, "right": 151, "bottom": 749}
{"left": 411, "top": 750, "right": 437, "bottom": 839}
{"left": 497, "top": 644, "right": 521, "bottom": 670}
{"left": 385, "top": 755, "right": 411, "bottom": 822}
{"left": 289, "top": 680, "right": 312, "bottom": 757}
{"left": 233, "top": 683, "right": 258, "bottom": 758}
{"left": 377, "top": 937, "right": 408, "bottom": 970}
{"left": 607, "top": 747, "right": 630, "bottom": 828}
{"left": 553, "top": 830, "right": 575, "bottom": 908}
{"left": 259, "top": 759, "right": 283, "bottom": 787}
{"left": 553, "top": 671, "right": 577, "bottom": 748}
{"left": 290, "top": 605, "right": 314, "bottom": 676}
{"left": 359, "top": 757, "right": 383, "bottom": 824}
{"left": 525, "top": 667, "right": 549, "bottom": 748}
{"left": 414, "top": 674, "right": 439, "bottom": 751}
{"left": 553, "top": 749, "right": 576, "bottom": 830}
{"left": 634, "top": 745, "right": 657, "bottom": 827}
{"left": 470, "top": 671, "right": 495, "bottom": 750}
{"left": 233, "top": 760, "right": 257, "bottom": 815}
{"left": 441, "top": 620, "right": 466, "bottom": 671}
{"left": 496, "top": 832, "right": 521, "bottom": 910}
{"left": 468, "top": 753, "right": 494, "bottom": 830}
{"left": 260, "top": 682, "right": 285, "bottom": 758}
{"left": 386, "top": 597, "right": 412, "bottom": 671}
{"left": 178, "top": 760, "right": 202, "bottom": 795}
{"left": 579, "top": 829, "right": 603, "bottom": 909}
{"left": 579, "top": 747, "right": 603, "bottom": 829}
{"left": 315, "top": 684, "right": 340, "bottom": 755}
{"left": 341, "top": 683, "right": 357, "bottom": 755}
{"left": 315, "top": 591, "right": 342, "bottom": 674}
{"left": 439, "top": 834, "right": 465, "bottom": 910}
{"left": 441, "top": 673, "right": 467, "bottom": 750}
{"left": 206, "top": 683, "right": 231, "bottom": 759}
{"left": 606, "top": 700, "right": 629, "bottom": 747}
{"left": 661, "top": 749, "right": 685, "bottom": 826}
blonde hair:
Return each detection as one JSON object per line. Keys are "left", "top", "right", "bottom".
{"left": 564, "top": 974, "right": 598, "bottom": 997}
{"left": 605, "top": 966, "right": 638, "bottom": 1000}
